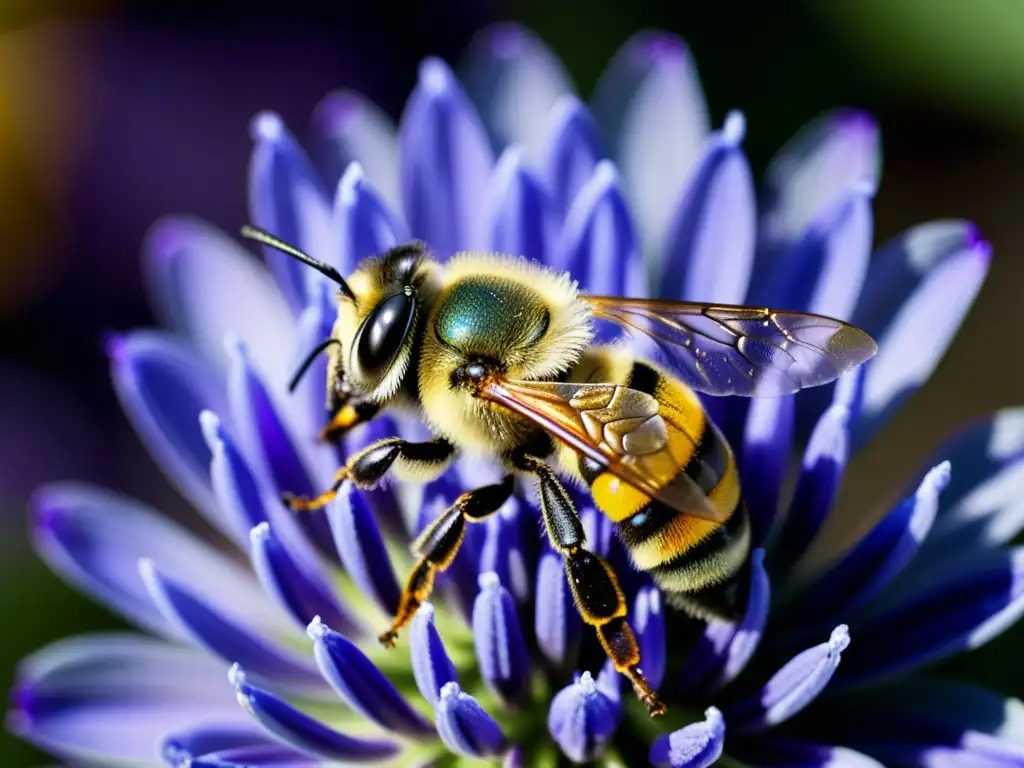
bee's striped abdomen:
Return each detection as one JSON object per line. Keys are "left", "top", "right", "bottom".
{"left": 578, "top": 359, "right": 751, "bottom": 620}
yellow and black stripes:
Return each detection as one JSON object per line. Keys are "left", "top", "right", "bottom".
{"left": 574, "top": 359, "right": 750, "bottom": 621}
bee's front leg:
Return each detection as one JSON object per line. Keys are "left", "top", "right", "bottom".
{"left": 282, "top": 436, "right": 454, "bottom": 512}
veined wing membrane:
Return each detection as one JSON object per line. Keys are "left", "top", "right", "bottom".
{"left": 478, "top": 378, "right": 726, "bottom": 523}
{"left": 585, "top": 296, "right": 878, "bottom": 397}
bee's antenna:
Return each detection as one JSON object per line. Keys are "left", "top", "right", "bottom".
{"left": 240, "top": 225, "right": 356, "bottom": 303}
{"left": 288, "top": 338, "right": 342, "bottom": 392}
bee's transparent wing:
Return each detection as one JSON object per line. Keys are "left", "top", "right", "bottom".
{"left": 478, "top": 379, "right": 726, "bottom": 522}
{"left": 584, "top": 296, "right": 878, "bottom": 397}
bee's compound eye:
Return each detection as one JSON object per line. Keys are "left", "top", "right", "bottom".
{"left": 353, "top": 292, "right": 416, "bottom": 380}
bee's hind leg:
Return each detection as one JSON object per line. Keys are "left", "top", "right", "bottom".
{"left": 512, "top": 451, "right": 666, "bottom": 718}
{"left": 283, "top": 436, "right": 455, "bottom": 513}
{"left": 379, "top": 474, "right": 516, "bottom": 648}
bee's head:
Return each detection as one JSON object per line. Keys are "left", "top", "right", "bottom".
{"left": 240, "top": 227, "right": 440, "bottom": 412}
{"left": 329, "top": 241, "right": 443, "bottom": 407}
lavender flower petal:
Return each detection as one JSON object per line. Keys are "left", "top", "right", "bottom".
{"left": 109, "top": 330, "right": 225, "bottom": 525}
{"left": 649, "top": 707, "right": 724, "bottom": 768}
{"left": 680, "top": 550, "right": 769, "bottom": 692}
{"left": 327, "top": 481, "right": 401, "bottom": 616}
{"left": 435, "top": 681, "right": 507, "bottom": 759}
{"left": 248, "top": 111, "right": 333, "bottom": 310}
{"left": 760, "top": 109, "right": 880, "bottom": 253}
{"left": 161, "top": 724, "right": 311, "bottom": 768}
{"left": 203, "top": 411, "right": 270, "bottom": 544}
{"left": 728, "top": 625, "right": 850, "bottom": 734}
{"left": 229, "top": 664, "right": 399, "bottom": 762}
{"left": 850, "top": 221, "right": 991, "bottom": 450}
{"left": 140, "top": 559, "right": 322, "bottom": 691}
{"left": 791, "top": 462, "right": 950, "bottom": 626}
{"left": 731, "top": 739, "right": 884, "bottom": 768}
{"left": 768, "top": 404, "right": 849, "bottom": 571}
{"left": 555, "top": 160, "right": 645, "bottom": 298}
{"left": 184, "top": 744, "right": 319, "bottom": 767}
{"left": 460, "top": 23, "right": 573, "bottom": 158}
{"left": 227, "top": 339, "right": 335, "bottom": 559}
{"left": 9, "top": 634, "right": 246, "bottom": 763}
{"left": 472, "top": 571, "right": 530, "bottom": 706}
{"left": 592, "top": 31, "right": 709, "bottom": 266}
{"left": 250, "top": 523, "right": 358, "bottom": 635}
{"left": 32, "top": 482, "right": 280, "bottom": 640}
{"left": 661, "top": 111, "right": 755, "bottom": 305}
{"left": 543, "top": 95, "right": 606, "bottom": 220}
{"left": 311, "top": 89, "right": 400, "bottom": 213}
{"left": 752, "top": 182, "right": 873, "bottom": 321}
{"left": 828, "top": 679, "right": 1024, "bottom": 767}
{"left": 307, "top": 616, "right": 434, "bottom": 738}
{"left": 332, "top": 162, "right": 406, "bottom": 276}
{"left": 838, "top": 547, "right": 1024, "bottom": 686}
{"left": 410, "top": 602, "right": 459, "bottom": 707}
{"left": 487, "top": 145, "right": 557, "bottom": 265}
{"left": 920, "top": 407, "right": 1024, "bottom": 558}
{"left": 144, "top": 216, "right": 297, "bottom": 395}
{"left": 740, "top": 394, "right": 795, "bottom": 545}
{"left": 633, "top": 584, "right": 666, "bottom": 691}
{"left": 399, "top": 57, "right": 493, "bottom": 258}
{"left": 290, "top": 281, "right": 336, "bottom": 437}
{"left": 535, "top": 545, "right": 581, "bottom": 672}
{"left": 479, "top": 498, "right": 530, "bottom": 605}
{"left": 924, "top": 407, "right": 1024, "bottom": 515}
{"left": 709, "top": 550, "right": 771, "bottom": 691}
{"left": 547, "top": 670, "right": 622, "bottom": 764}
{"left": 580, "top": 504, "right": 614, "bottom": 559}
{"left": 203, "top": 411, "right": 319, "bottom": 580}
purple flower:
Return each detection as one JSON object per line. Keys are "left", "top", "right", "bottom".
{"left": 8, "top": 22, "right": 1019, "bottom": 768}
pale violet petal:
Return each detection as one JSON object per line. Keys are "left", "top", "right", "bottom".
{"left": 555, "top": 160, "right": 645, "bottom": 298}
{"left": 661, "top": 111, "right": 755, "bottom": 305}
{"left": 109, "top": 331, "right": 225, "bottom": 524}
{"left": 592, "top": 31, "right": 710, "bottom": 272}
{"left": 761, "top": 109, "right": 880, "bottom": 248}
{"left": 460, "top": 23, "right": 574, "bottom": 162}
{"left": 399, "top": 58, "right": 493, "bottom": 258}
{"left": 248, "top": 112, "right": 333, "bottom": 310}
{"left": 331, "top": 162, "right": 406, "bottom": 277}
{"left": 144, "top": 216, "right": 297, "bottom": 395}
{"left": 851, "top": 221, "right": 991, "bottom": 450}
{"left": 141, "top": 560, "right": 322, "bottom": 692}
{"left": 543, "top": 95, "right": 606, "bottom": 221}
{"left": 487, "top": 145, "right": 557, "bottom": 264}
{"left": 32, "top": 482, "right": 284, "bottom": 640}
{"left": 311, "top": 89, "right": 400, "bottom": 214}
{"left": 9, "top": 634, "right": 245, "bottom": 767}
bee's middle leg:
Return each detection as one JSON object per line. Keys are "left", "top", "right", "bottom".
{"left": 283, "top": 436, "right": 455, "bottom": 512}
{"left": 513, "top": 452, "right": 666, "bottom": 717}
{"left": 379, "top": 474, "right": 515, "bottom": 648}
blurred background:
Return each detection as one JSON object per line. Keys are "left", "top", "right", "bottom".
{"left": 2, "top": 0, "right": 1023, "bottom": 763}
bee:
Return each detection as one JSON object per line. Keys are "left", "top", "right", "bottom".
{"left": 240, "top": 225, "right": 877, "bottom": 717}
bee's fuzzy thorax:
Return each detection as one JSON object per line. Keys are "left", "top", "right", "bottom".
{"left": 415, "top": 252, "right": 594, "bottom": 457}
{"left": 441, "top": 251, "right": 593, "bottom": 380}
